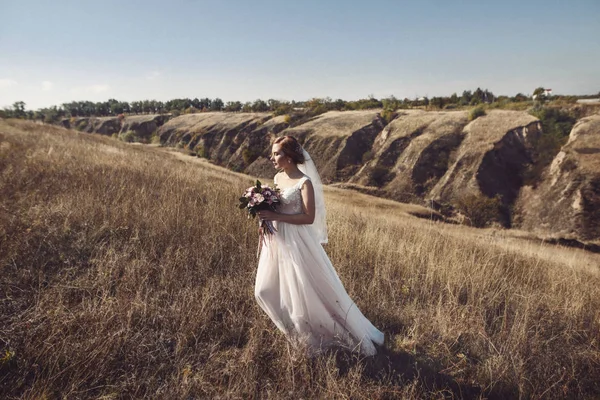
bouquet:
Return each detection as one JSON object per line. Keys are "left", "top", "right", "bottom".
{"left": 239, "top": 180, "right": 281, "bottom": 239}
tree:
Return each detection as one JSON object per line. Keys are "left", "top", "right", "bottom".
{"left": 210, "top": 98, "right": 224, "bottom": 111}
{"left": 460, "top": 90, "right": 472, "bottom": 106}
{"left": 471, "top": 88, "right": 484, "bottom": 105}
{"left": 12, "top": 101, "right": 26, "bottom": 118}
{"left": 252, "top": 99, "right": 268, "bottom": 112}
{"left": 225, "top": 101, "right": 242, "bottom": 112}
{"left": 130, "top": 101, "right": 142, "bottom": 114}
{"left": 110, "top": 101, "right": 124, "bottom": 115}
{"left": 142, "top": 100, "right": 152, "bottom": 114}
{"left": 155, "top": 101, "right": 165, "bottom": 114}
{"left": 241, "top": 102, "right": 253, "bottom": 112}
{"left": 96, "top": 102, "right": 109, "bottom": 116}
{"left": 332, "top": 98, "right": 346, "bottom": 111}
{"left": 199, "top": 98, "right": 211, "bottom": 111}
{"left": 430, "top": 96, "right": 445, "bottom": 109}
{"left": 267, "top": 99, "right": 281, "bottom": 112}
{"left": 512, "top": 93, "right": 528, "bottom": 102}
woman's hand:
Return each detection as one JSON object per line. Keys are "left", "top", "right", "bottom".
{"left": 258, "top": 210, "right": 280, "bottom": 221}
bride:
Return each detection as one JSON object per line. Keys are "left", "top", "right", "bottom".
{"left": 256, "top": 135, "right": 384, "bottom": 356}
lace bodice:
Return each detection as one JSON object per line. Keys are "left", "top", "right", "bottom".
{"left": 276, "top": 175, "right": 310, "bottom": 215}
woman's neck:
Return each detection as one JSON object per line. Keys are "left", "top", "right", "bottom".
{"left": 281, "top": 165, "right": 303, "bottom": 179}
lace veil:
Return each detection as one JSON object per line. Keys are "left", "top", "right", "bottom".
{"left": 298, "top": 149, "right": 328, "bottom": 244}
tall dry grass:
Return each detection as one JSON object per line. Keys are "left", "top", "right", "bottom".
{"left": 1, "top": 119, "right": 599, "bottom": 399}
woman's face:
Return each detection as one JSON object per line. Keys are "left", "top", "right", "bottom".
{"left": 270, "top": 143, "right": 288, "bottom": 169}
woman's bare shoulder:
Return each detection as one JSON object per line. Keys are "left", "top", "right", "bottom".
{"left": 300, "top": 177, "right": 314, "bottom": 190}
{"left": 274, "top": 171, "right": 285, "bottom": 185}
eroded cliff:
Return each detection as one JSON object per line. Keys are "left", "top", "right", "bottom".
{"left": 70, "top": 108, "right": 600, "bottom": 241}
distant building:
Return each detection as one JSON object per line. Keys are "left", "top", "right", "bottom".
{"left": 532, "top": 88, "right": 553, "bottom": 100}
{"left": 577, "top": 98, "right": 600, "bottom": 104}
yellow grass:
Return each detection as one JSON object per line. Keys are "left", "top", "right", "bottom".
{"left": 1, "top": 119, "right": 600, "bottom": 399}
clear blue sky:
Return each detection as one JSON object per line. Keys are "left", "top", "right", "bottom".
{"left": 1, "top": 0, "right": 599, "bottom": 109}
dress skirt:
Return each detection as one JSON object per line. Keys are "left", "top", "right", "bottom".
{"left": 255, "top": 221, "right": 384, "bottom": 356}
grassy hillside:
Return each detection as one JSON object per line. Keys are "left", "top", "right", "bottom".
{"left": 1, "top": 120, "right": 599, "bottom": 399}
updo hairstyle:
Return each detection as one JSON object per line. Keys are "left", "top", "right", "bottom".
{"left": 273, "top": 136, "right": 305, "bottom": 164}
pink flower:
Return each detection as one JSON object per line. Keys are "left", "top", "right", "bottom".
{"left": 255, "top": 193, "right": 264, "bottom": 203}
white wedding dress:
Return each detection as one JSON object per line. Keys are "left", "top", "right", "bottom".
{"left": 255, "top": 174, "right": 384, "bottom": 356}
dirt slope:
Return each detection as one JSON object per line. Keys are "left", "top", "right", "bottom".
{"left": 158, "top": 112, "right": 274, "bottom": 167}
{"left": 517, "top": 114, "right": 600, "bottom": 241}
{"left": 57, "top": 109, "right": 600, "bottom": 241}
{"left": 349, "top": 110, "right": 469, "bottom": 202}
{"left": 283, "top": 110, "right": 386, "bottom": 182}
{"left": 62, "top": 114, "right": 171, "bottom": 141}
{"left": 426, "top": 111, "right": 540, "bottom": 224}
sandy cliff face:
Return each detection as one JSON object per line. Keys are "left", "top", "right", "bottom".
{"left": 63, "top": 117, "right": 122, "bottom": 136}
{"left": 349, "top": 110, "right": 469, "bottom": 202}
{"left": 159, "top": 112, "right": 270, "bottom": 162}
{"left": 283, "top": 110, "right": 386, "bottom": 182}
{"left": 67, "top": 109, "right": 600, "bottom": 241}
{"left": 62, "top": 114, "right": 171, "bottom": 140}
{"left": 120, "top": 114, "right": 171, "bottom": 140}
{"left": 517, "top": 114, "right": 600, "bottom": 240}
{"left": 345, "top": 110, "right": 541, "bottom": 227}
{"left": 158, "top": 112, "right": 285, "bottom": 173}
{"left": 428, "top": 111, "right": 541, "bottom": 224}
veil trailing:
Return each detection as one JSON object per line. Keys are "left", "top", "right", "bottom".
{"left": 298, "top": 149, "right": 328, "bottom": 244}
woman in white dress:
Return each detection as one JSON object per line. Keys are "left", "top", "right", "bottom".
{"left": 256, "top": 136, "right": 384, "bottom": 356}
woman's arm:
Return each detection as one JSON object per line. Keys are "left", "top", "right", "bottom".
{"left": 258, "top": 180, "right": 315, "bottom": 225}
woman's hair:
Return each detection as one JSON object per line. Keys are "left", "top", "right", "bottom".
{"left": 273, "top": 136, "right": 305, "bottom": 164}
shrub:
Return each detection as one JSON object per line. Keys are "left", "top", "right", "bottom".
{"left": 380, "top": 108, "right": 396, "bottom": 124}
{"left": 121, "top": 131, "right": 137, "bottom": 143}
{"left": 76, "top": 120, "right": 88, "bottom": 131}
{"left": 468, "top": 106, "right": 486, "bottom": 121}
{"left": 283, "top": 114, "right": 291, "bottom": 124}
{"left": 453, "top": 192, "right": 501, "bottom": 228}
{"left": 195, "top": 144, "right": 206, "bottom": 158}
{"left": 529, "top": 107, "right": 575, "bottom": 138}
{"left": 362, "top": 151, "right": 374, "bottom": 163}
{"left": 241, "top": 147, "right": 260, "bottom": 165}
{"left": 368, "top": 166, "right": 390, "bottom": 186}
{"left": 150, "top": 131, "right": 162, "bottom": 145}
{"left": 274, "top": 104, "right": 293, "bottom": 116}
{"left": 523, "top": 107, "right": 577, "bottom": 185}
{"left": 44, "top": 113, "right": 60, "bottom": 124}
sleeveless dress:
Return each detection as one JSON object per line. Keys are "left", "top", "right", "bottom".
{"left": 255, "top": 175, "right": 384, "bottom": 356}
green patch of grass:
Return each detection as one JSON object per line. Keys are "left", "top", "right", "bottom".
{"left": 468, "top": 106, "right": 486, "bottom": 121}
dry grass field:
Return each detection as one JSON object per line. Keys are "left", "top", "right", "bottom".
{"left": 1, "top": 119, "right": 600, "bottom": 399}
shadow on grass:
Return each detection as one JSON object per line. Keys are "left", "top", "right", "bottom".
{"left": 321, "top": 345, "right": 517, "bottom": 399}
